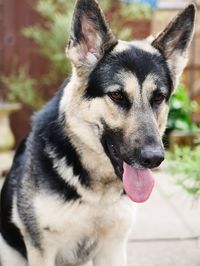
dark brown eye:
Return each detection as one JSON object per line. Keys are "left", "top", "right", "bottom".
{"left": 109, "top": 90, "right": 124, "bottom": 102}
{"left": 152, "top": 93, "right": 165, "bottom": 105}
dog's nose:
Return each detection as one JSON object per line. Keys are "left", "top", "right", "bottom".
{"left": 139, "top": 146, "right": 164, "bottom": 168}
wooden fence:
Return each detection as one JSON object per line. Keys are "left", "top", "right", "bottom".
{"left": 0, "top": 0, "right": 48, "bottom": 80}
{"left": 0, "top": 0, "right": 48, "bottom": 146}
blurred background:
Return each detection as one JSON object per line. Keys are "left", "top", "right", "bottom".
{"left": 0, "top": 0, "right": 200, "bottom": 265}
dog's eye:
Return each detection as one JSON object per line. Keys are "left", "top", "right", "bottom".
{"left": 151, "top": 93, "right": 165, "bottom": 105}
{"left": 108, "top": 91, "right": 124, "bottom": 102}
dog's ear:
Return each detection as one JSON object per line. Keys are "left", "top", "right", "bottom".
{"left": 66, "top": 0, "right": 117, "bottom": 76}
{"left": 152, "top": 4, "right": 196, "bottom": 88}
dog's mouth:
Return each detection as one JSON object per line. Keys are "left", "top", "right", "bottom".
{"left": 104, "top": 138, "right": 155, "bottom": 203}
{"left": 106, "top": 139, "right": 124, "bottom": 178}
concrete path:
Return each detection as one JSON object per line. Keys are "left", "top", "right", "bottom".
{"left": 127, "top": 164, "right": 200, "bottom": 266}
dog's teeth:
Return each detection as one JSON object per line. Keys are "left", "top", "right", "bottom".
{"left": 111, "top": 146, "right": 116, "bottom": 152}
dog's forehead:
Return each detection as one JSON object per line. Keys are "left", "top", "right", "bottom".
{"left": 107, "top": 40, "right": 164, "bottom": 88}
{"left": 86, "top": 39, "right": 171, "bottom": 98}
{"left": 113, "top": 42, "right": 169, "bottom": 83}
{"left": 113, "top": 39, "right": 158, "bottom": 54}
{"left": 109, "top": 40, "right": 167, "bottom": 84}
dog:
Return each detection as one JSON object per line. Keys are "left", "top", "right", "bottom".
{"left": 0, "top": 1, "right": 196, "bottom": 265}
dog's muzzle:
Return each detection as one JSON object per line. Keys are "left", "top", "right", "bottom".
{"left": 101, "top": 134, "right": 164, "bottom": 203}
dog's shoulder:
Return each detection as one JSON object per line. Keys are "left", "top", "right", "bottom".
{"left": 32, "top": 78, "right": 69, "bottom": 133}
{"left": 0, "top": 137, "right": 28, "bottom": 258}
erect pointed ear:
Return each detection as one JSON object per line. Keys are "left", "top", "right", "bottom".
{"left": 152, "top": 4, "right": 196, "bottom": 88}
{"left": 66, "top": 0, "right": 117, "bottom": 76}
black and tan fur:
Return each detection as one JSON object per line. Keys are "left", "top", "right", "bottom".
{"left": 0, "top": 1, "right": 196, "bottom": 265}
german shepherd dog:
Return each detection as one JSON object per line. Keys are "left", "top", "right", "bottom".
{"left": 0, "top": 1, "right": 196, "bottom": 265}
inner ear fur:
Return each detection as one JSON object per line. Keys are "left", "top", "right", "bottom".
{"left": 66, "top": 0, "right": 117, "bottom": 73}
{"left": 152, "top": 4, "right": 196, "bottom": 88}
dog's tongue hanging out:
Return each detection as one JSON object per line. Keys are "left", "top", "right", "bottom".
{"left": 123, "top": 162, "right": 155, "bottom": 203}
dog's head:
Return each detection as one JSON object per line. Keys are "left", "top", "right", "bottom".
{"left": 63, "top": 0, "right": 195, "bottom": 201}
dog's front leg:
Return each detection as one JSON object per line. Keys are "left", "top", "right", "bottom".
{"left": 26, "top": 244, "right": 56, "bottom": 266}
{"left": 93, "top": 240, "right": 127, "bottom": 266}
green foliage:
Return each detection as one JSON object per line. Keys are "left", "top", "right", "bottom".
{"left": 21, "top": 0, "right": 123, "bottom": 85}
{"left": 2, "top": 0, "right": 153, "bottom": 108}
{"left": 100, "top": 0, "right": 113, "bottom": 10}
{"left": 1, "top": 67, "right": 43, "bottom": 109}
{"left": 167, "top": 144, "right": 200, "bottom": 199}
{"left": 120, "top": 2, "right": 153, "bottom": 20}
{"left": 22, "top": 0, "right": 137, "bottom": 81}
{"left": 22, "top": 0, "right": 74, "bottom": 85}
{"left": 2, "top": 0, "right": 74, "bottom": 109}
{"left": 106, "top": 1, "right": 153, "bottom": 40}
{"left": 167, "top": 84, "right": 198, "bottom": 132}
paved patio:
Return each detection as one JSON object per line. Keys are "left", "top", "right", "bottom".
{"left": 127, "top": 164, "right": 200, "bottom": 266}
{"left": 0, "top": 154, "right": 200, "bottom": 265}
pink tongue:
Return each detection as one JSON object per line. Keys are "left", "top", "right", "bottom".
{"left": 123, "top": 162, "right": 155, "bottom": 203}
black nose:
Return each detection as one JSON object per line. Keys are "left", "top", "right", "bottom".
{"left": 139, "top": 146, "right": 164, "bottom": 168}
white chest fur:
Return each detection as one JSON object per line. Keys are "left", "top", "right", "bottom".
{"left": 34, "top": 192, "right": 136, "bottom": 265}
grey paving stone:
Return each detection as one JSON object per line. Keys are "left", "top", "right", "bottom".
{"left": 129, "top": 177, "right": 195, "bottom": 240}
{"left": 155, "top": 169, "right": 200, "bottom": 236}
{"left": 127, "top": 240, "right": 200, "bottom": 266}
{"left": 127, "top": 164, "right": 200, "bottom": 266}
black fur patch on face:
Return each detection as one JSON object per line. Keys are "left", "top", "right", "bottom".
{"left": 101, "top": 121, "right": 124, "bottom": 178}
{"left": 85, "top": 46, "right": 173, "bottom": 103}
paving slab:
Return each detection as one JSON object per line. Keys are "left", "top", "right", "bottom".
{"left": 127, "top": 164, "right": 200, "bottom": 266}
{"left": 156, "top": 168, "right": 200, "bottom": 236}
{"left": 129, "top": 179, "right": 193, "bottom": 240}
{"left": 127, "top": 240, "right": 200, "bottom": 266}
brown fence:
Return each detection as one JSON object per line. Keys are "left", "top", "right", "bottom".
{"left": 0, "top": 0, "right": 48, "bottom": 77}
{"left": 0, "top": 0, "right": 49, "bottom": 147}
